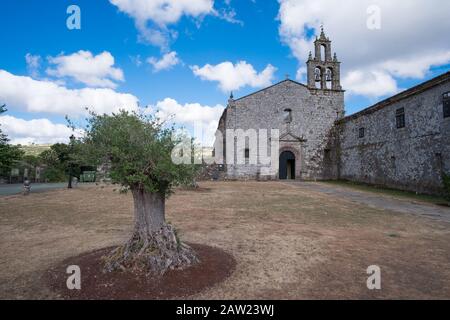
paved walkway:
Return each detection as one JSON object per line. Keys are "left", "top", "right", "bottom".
{"left": 284, "top": 181, "right": 450, "bottom": 223}
{"left": 0, "top": 183, "right": 68, "bottom": 196}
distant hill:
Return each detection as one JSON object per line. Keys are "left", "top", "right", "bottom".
{"left": 20, "top": 144, "right": 52, "bottom": 156}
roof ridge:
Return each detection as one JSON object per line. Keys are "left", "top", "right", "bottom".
{"left": 233, "top": 79, "right": 307, "bottom": 102}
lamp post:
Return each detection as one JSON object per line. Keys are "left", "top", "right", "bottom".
{"left": 68, "top": 134, "right": 75, "bottom": 189}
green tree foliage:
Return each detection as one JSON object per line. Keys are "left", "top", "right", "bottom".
{"left": 22, "top": 154, "right": 40, "bottom": 167}
{"left": 80, "top": 110, "right": 200, "bottom": 275}
{"left": 82, "top": 110, "right": 197, "bottom": 195}
{"left": 17, "top": 154, "right": 41, "bottom": 180}
{"left": 39, "top": 142, "right": 83, "bottom": 182}
{"left": 0, "top": 105, "right": 24, "bottom": 176}
{"left": 39, "top": 148, "right": 66, "bottom": 182}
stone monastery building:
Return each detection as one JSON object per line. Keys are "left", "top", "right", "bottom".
{"left": 216, "top": 28, "right": 450, "bottom": 195}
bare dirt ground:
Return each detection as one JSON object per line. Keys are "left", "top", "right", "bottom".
{"left": 0, "top": 181, "right": 449, "bottom": 299}
{"left": 46, "top": 244, "right": 236, "bottom": 300}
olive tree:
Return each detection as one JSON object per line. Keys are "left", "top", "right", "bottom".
{"left": 81, "top": 111, "right": 198, "bottom": 275}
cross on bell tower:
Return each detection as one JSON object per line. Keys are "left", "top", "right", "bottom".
{"left": 307, "top": 26, "right": 342, "bottom": 91}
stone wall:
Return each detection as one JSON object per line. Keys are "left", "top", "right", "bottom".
{"left": 218, "top": 79, "right": 345, "bottom": 180}
{"left": 337, "top": 73, "right": 450, "bottom": 195}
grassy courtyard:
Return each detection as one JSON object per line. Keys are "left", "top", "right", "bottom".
{"left": 0, "top": 181, "right": 449, "bottom": 299}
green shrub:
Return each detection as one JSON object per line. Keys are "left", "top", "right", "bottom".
{"left": 42, "top": 167, "right": 66, "bottom": 182}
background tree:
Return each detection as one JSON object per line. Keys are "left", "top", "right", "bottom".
{"left": 22, "top": 154, "right": 40, "bottom": 168}
{"left": 38, "top": 142, "right": 82, "bottom": 184}
{"left": 81, "top": 110, "right": 199, "bottom": 275}
{"left": 0, "top": 105, "right": 24, "bottom": 177}
{"left": 19, "top": 154, "right": 41, "bottom": 181}
{"left": 39, "top": 148, "right": 66, "bottom": 182}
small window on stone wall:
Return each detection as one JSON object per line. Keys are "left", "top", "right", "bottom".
{"left": 284, "top": 109, "right": 293, "bottom": 123}
{"left": 444, "top": 92, "right": 450, "bottom": 118}
{"left": 359, "top": 127, "right": 365, "bottom": 138}
{"left": 245, "top": 148, "right": 250, "bottom": 159}
{"left": 324, "top": 149, "right": 331, "bottom": 162}
{"left": 396, "top": 108, "right": 406, "bottom": 129}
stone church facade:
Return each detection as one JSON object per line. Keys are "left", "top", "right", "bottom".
{"left": 215, "top": 29, "right": 450, "bottom": 195}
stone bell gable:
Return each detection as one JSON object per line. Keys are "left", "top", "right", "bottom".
{"left": 306, "top": 26, "right": 342, "bottom": 91}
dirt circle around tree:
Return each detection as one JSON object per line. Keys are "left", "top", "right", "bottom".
{"left": 45, "top": 244, "right": 236, "bottom": 300}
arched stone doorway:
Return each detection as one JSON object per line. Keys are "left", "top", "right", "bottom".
{"left": 279, "top": 151, "right": 296, "bottom": 180}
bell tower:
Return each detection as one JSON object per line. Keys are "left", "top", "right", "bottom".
{"left": 307, "top": 27, "right": 342, "bottom": 91}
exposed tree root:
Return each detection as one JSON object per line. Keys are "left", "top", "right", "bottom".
{"left": 103, "top": 224, "right": 199, "bottom": 276}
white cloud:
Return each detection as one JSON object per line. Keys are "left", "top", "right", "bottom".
{"left": 109, "top": 0, "right": 214, "bottom": 48}
{"left": 0, "top": 115, "right": 83, "bottom": 145}
{"left": 147, "top": 51, "right": 181, "bottom": 72}
{"left": 110, "top": 0, "right": 214, "bottom": 26}
{"left": 277, "top": 0, "right": 450, "bottom": 98}
{"left": 0, "top": 70, "right": 139, "bottom": 117}
{"left": 150, "top": 97, "right": 224, "bottom": 146}
{"left": 46, "top": 51, "right": 124, "bottom": 88}
{"left": 380, "top": 51, "right": 450, "bottom": 79}
{"left": 295, "top": 66, "right": 307, "bottom": 83}
{"left": 191, "top": 61, "right": 277, "bottom": 92}
{"left": 25, "top": 54, "right": 41, "bottom": 78}
{"left": 130, "top": 54, "right": 143, "bottom": 67}
{"left": 342, "top": 69, "right": 399, "bottom": 98}
{"left": 217, "top": 7, "right": 243, "bottom": 26}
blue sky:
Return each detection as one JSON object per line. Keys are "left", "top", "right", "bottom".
{"left": 0, "top": 0, "right": 449, "bottom": 145}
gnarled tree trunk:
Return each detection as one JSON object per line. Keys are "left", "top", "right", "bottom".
{"left": 132, "top": 189, "right": 166, "bottom": 234}
{"left": 104, "top": 189, "right": 199, "bottom": 275}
